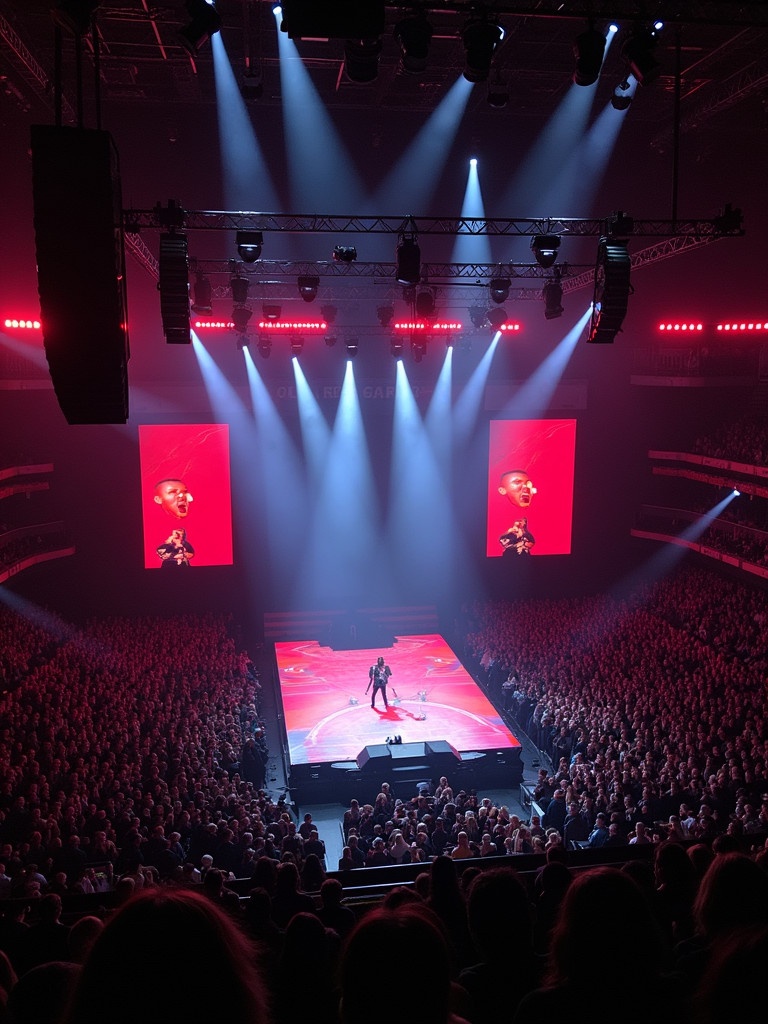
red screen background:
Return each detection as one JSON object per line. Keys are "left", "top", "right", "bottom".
{"left": 139, "top": 423, "right": 233, "bottom": 568}
{"left": 486, "top": 418, "right": 576, "bottom": 557}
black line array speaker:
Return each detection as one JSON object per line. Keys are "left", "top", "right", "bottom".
{"left": 31, "top": 125, "right": 130, "bottom": 424}
{"left": 159, "top": 233, "right": 191, "bottom": 343}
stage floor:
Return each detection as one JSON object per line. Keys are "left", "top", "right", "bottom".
{"left": 275, "top": 634, "right": 521, "bottom": 766}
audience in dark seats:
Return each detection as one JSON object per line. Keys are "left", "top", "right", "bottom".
{"left": 339, "top": 906, "right": 471, "bottom": 1024}
{"left": 512, "top": 867, "right": 685, "bottom": 1023}
{"left": 61, "top": 888, "right": 270, "bottom": 1024}
{"left": 270, "top": 862, "right": 315, "bottom": 929}
{"left": 460, "top": 867, "right": 542, "bottom": 1024}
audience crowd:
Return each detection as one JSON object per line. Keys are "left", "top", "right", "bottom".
{"left": 0, "top": 565, "right": 766, "bottom": 1021}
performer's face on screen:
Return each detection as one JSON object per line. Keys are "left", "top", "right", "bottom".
{"left": 499, "top": 470, "right": 536, "bottom": 509}
{"left": 154, "top": 479, "right": 193, "bottom": 519}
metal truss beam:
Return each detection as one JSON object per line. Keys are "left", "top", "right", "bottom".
{"left": 260, "top": 2, "right": 768, "bottom": 31}
{"left": 0, "top": 11, "right": 76, "bottom": 122}
{"left": 191, "top": 259, "right": 593, "bottom": 280}
{"left": 124, "top": 209, "right": 743, "bottom": 238}
{"left": 562, "top": 233, "right": 723, "bottom": 295}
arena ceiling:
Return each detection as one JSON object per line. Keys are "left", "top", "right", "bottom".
{"left": 1, "top": 2, "right": 767, "bottom": 132}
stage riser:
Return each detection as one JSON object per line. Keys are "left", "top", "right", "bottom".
{"left": 289, "top": 748, "right": 523, "bottom": 809}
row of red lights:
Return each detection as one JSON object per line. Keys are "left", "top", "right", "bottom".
{"left": 716, "top": 322, "right": 768, "bottom": 331}
{"left": 4, "top": 318, "right": 41, "bottom": 330}
{"left": 392, "top": 321, "right": 464, "bottom": 331}
{"left": 658, "top": 321, "right": 768, "bottom": 332}
{"left": 8, "top": 315, "right": 767, "bottom": 336}
{"left": 658, "top": 323, "right": 704, "bottom": 332}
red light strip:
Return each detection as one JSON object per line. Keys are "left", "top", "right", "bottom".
{"left": 193, "top": 320, "right": 235, "bottom": 329}
{"left": 498, "top": 322, "right": 522, "bottom": 332}
{"left": 4, "top": 318, "right": 41, "bottom": 329}
{"left": 257, "top": 320, "right": 328, "bottom": 331}
{"left": 716, "top": 322, "right": 768, "bottom": 332}
{"left": 657, "top": 322, "right": 704, "bottom": 332}
{"left": 392, "top": 321, "right": 463, "bottom": 331}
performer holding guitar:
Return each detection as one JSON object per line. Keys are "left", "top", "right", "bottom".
{"left": 366, "top": 655, "right": 392, "bottom": 710}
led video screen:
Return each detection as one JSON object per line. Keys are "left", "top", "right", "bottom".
{"left": 487, "top": 418, "right": 576, "bottom": 557}
{"left": 139, "top": 424, "right": 233, "bottom": 568}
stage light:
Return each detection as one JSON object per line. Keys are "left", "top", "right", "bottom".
{"left": 717, "top": 321, "right": 768, "bottom": 332}
{"left": 733, "top": 489, "right": 741, "bottom": 496}
{"left": 531, "top": 235, "right": 560, "bottom": 269}
{"left": 608, "top": 23, "right": 619, "bottom": 34}
{"left": 51, "top": 1, "right": 99, "bottom": 35}
{"left": 411, "top": 338, "right": 427, "bottom": 362}
{"left": 179, "top": 0, "right": 221, "bottom": 55}
{"left": 345, "top": 338, "right": 359, "bottom": 358}
{"left": 262, "top": 303, "right": 281, "bottom": 321}
{"left": 236, "top": 231, "right": 263, "bottom": 262}
{"left": 573, "top": 23, "right": 606, "bottom": 86}
{"left": 3, "top": 318, "right": 41, "bottom": 329}
{"left": 489, "top": 277, "right": 510, "bottom": 304}
{"left": 290, "top": 336, "right": 304, "bottom": 356}
{"left": 191, "top": 272, "right": 212, "bottom": 315}
{"left": 623, "top": 26, "right": 660, "bottom": 86}
{"left": 469, "top": 305, "right": 488, "bottom": 329}
{"left": 396, "top": 234, "right": 421, "bottom": 285}
{"left": 298, "top": 276, "right": 319, "bottom": 302}
{"left": 542, "top": 274, "right": 564, "bottom": 320}
{"left": 324, "top": 335, "right": 337, "bottom": 347}
{"left": 230, "top": 275, "right": 250, "bottom": 305}
{"left": 499, "top": 322, "right": 521, "bottom": 332}
{"left": 232, "top": 307, "right": 252, "bottom": 333}
{"left": 236, "top": 334, "right": 249, "bottom": 350}
{"left": 462, "top": 17, "right": 503, "bottom": 83}
{"left": 332, "top": 245, "right": 357, "bottom": 263}
{"left": 415, "top": 289, "right": 435, "bottom": 318}
{"left": 487, "top": 73, "right": 509, "bottom": 108}
{"left": 344, "top": 37, "right": 383, "bottom": 83}
{"left": 257, "top": 319, "right": 327, "bottom": 331}
{"left": 257, "top": 335, "right": 271, "bottom": 359}
{"left": 394, "top": 12, "right": 432, "bottom": 74}
{"left": 487, "top": 308, "right": 508, "bottom": 329}
{"left": 320, "top": 304, "right": 337, "bottom": 323}
{"left": 607, "top": 210, "right": 634, "bottom": 238}
{"left": 240, "top": 66, "right": 263, "bottom": 101}
{"left": 390, "top": 338, "right": 404, "bottom": 358}
{"left": 374, "top": 305, "right": 392, "bottom": 329}
{"left": 658, "top": 322, "right": 704, "bottom": 332}
{"left": 611, "top": 78, "right": 633, "bottom": 110}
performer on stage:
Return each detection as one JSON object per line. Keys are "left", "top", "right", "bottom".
{"left": 366, "top": 655, "right": 392, "bottom": 710}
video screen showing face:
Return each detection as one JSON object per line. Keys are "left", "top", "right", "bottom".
{"left": 487, "top": 419, "right": 576, "bottom": 557}
{"left": 139, "top": 424, "right": 233, "bottom": 569}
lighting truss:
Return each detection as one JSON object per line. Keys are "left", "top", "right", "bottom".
{"left": 123, "top": 209, "right": 744, "bottom": 239}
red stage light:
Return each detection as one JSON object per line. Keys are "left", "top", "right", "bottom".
{"left": 658, "top": 322, "right": 703, "bottom": 332}
{"left": 498, "top": 322, "right": 521, "bottom": 332}
{"left": 392, "top": 320, "right": 462, "bottom": 331}
{"left": 3, "top": 317, "right": 41, "bottom": 330}
{"left": 716, "top": 321, "right": 768, "bottom": 332}
{"left": 256, "top": 320, "right": 328, "bottom": 331}
{"left": 193, "top": 320, "right": 235, "bottom": 329}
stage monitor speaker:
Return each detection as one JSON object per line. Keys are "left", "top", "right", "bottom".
{"left": 425, "top": 740, "right": 461, "bottom": 760}
{"left": 356, "top": 744, "right": 392, "bottom": 770}
{"left": 31, "top": 125, "right": 130, "bottom": 424}
{"left": 390, "top": 742, "right": 427, "bottom": 761}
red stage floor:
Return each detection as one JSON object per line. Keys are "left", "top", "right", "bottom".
{"left": 275, "top": 634, "right": 521, "bottom": 766}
